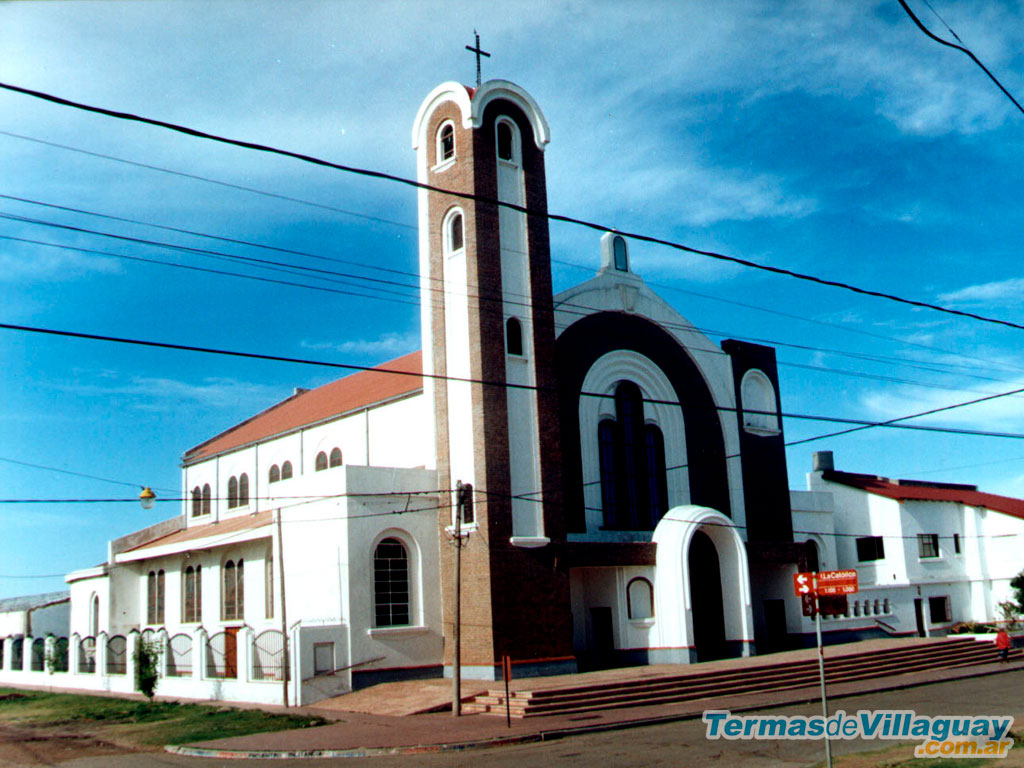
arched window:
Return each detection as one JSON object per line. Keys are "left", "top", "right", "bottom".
{"left": 597, "top": 381, "right": 668, "bottom": 530}
{"left": 183, "top": 564, "right": 202, "bottom": 623}
{"left": 438, "top": 121, "right": 455, "bottom": 162}
{"left": 506, "top": 317, "right": 523, "bottom": 356}
{"left": 238, "top": 473, "right": 249, "bottom": 506}
{"left": 374, "top": 538, "right": 410, "bottom": 627}
{"left": 147, "top": 569, "right": 165, "bottom": 625}
{"left": 740, "top": 369, "right": 779, "bottom": 434}
{"left": 222, "top": 558, "right": 244, "bottom": 621}
{"left": 315, "top": 451, "right": 328, "bottom": 471}
{"left": 90, "top": 594, "right": 100, "bottom": 637}
{"left": 803, "top": 540, "right": 821, "bottom": 573}
{"left": 329, "top": 447, "right": 343, "bottom": 468}
{"left": 627, "top": 577, "right": 654, "bottom": 620}
{"left": 613, "top": 235, "right": 629, "bottom": 271}
{"left": 496, "top": 119, "right": 517, "bottom": 163}
{"left": 269, "top": 464, "right": 280, "bottom": 484}
{"left": 191, "top": 486, "right": 202, "bottom": 517}
{"left": 202, "top": 484, "right": 211, "bottom": 515}
{"left": 448, "top": 212, "right": 464, "bottom": 254}
{"left": 281, "top": 461, "right": 293, "bottom": 480}
{"left": 227, "top": 476, "right": 239, "bottom": 508}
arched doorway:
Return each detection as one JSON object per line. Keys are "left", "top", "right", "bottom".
{"left": 688, "top": 530, "right": 727, "bottom": 661}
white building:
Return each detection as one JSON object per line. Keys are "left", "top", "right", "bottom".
{"left": 786, "top": 451, "right": 1024, "bottom": 645}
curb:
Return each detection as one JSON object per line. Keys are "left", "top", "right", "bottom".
{"left": 166, "top": 661, "right": 1024, "bottom": 760}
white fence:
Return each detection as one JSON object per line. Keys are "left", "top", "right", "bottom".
{"left": 0, "top": 627, "right": 309, "bottom": 705}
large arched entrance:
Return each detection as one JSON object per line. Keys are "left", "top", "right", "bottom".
{"left": 688, "top": 530, "right": 728, "bottom": 661}
{"left": 652, "top": 506, "right": 754, "bottom": 664}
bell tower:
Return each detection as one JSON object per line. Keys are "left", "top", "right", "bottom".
{"left": 412, "top": 80, "right": 573, "bottom": 678}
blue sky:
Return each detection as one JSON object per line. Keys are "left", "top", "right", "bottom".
{"left": 2, "top": 0, "right": 1024, "bottom": 598}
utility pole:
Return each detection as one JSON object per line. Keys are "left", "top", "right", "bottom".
{"left": 276, "top": 508, "right": 289, "bottom": 708}
{"left": 452, "top": 480, "right": 466, "bottom": 716}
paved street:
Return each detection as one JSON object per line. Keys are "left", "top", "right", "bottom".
{"left": 48, "top": 669, "right": 1024, "bottom": 768}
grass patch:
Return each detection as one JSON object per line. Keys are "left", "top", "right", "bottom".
{"left": 0, "top": 687, "right": 327, "bottom": 746}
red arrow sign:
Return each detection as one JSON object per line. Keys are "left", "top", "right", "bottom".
{"left": 793, "top": 572, "right": 814, "bottom": 596}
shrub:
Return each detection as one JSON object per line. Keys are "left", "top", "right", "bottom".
{"left": 134, "top": 639, "right": 161, "bottom": 700}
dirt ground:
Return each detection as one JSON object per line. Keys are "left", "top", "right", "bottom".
{"left": 0, "top": 721, "right": 153, "bottom": 767}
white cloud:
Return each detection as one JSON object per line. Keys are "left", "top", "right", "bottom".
{"left": 861, "top": 379, "right": 1024, "bottom": 433}
{"left": 938, "top": 277, "right": 1024, "bottom": 305}
{"left": 51, "top": 373, "right": 285, "bottom": 411}
{"left": 301, "top": 331, "right": 419, "bottom": 359}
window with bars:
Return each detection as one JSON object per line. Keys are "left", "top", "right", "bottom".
{"left": 202, "top": 484, "right": 211, "bottom": 515}
{"left": 281, "top": 461, "right": 293, "bottom": 480}
{"left": 146, "top": 569, "right": 165, "bottom": 625}
{"left": 222, "top": 559, "right": 244, "bottom": 621}
{"left": 228, "top": 476, "right": 238, "bottom": 508}
{"left": 182, "top": 565, "right": 202, "bottom": 623}
{"left": 373, "top": 538, "right": 410, "bottom": 627}
{"left": 918, "top": 533, "right": 939, "bottom": 558}
{"left": 315, "top": 451, "right": 328, "bottom": 471}
{"left": 269, "top": 464, "right": 280, "bottom": 483}
{"left": 329, "top": 447, "right": 343, "bottom": 468}
{"left": 191, "top": 486, "right": 202, "bottom": 517}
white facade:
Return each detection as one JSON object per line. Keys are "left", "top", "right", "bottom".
{"left": 784, "top": 455, "right": 1024, "bottom": 644}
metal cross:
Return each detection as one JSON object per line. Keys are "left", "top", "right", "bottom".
{"left": 465, "top": 30, "right": 490, "bottom": 87}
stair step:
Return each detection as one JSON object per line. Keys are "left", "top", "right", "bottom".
{"left": 467, "top": 640, "right": 1022, "bottom": 718}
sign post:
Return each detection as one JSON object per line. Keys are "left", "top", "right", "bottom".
{"left": 813, "top": 572, "right": 831, "bottom": 768}
{"left": 793, "top": 569, "right": 858, "bottom": 768}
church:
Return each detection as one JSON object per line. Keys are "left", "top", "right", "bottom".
{"left": 4, "top": 79, "right": 816, "bottom": 706}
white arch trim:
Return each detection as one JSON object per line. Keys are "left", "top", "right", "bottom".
{"left": 471, "top": 80, "right": 550, "bottom": 149}
{"left": 412, "top": 80, "right": 550, "bottom": 152}
{"left": 412, "top": 82, "right": 475, "bottom": 150}
{"left": 578, "top": 350, "right": 689, "bottom": 536}
{"left": 651, "top": 505, "right": 754, "bottom": 655}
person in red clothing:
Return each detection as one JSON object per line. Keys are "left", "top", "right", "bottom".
{"left": 995, "top": 628, "right": 1012, "bottom": 663}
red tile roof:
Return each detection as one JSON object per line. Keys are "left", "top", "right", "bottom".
{"left": 822, "top": 470, "right": 1024, "bottom": 522}
{"left": 184, "top": 351, "right": 423, "bottom": 464}
{"left": 122, "top": 510, "right": 273, "bottom": 554}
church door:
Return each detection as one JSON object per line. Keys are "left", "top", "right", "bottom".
{"left": 688, "top": 530, "right": 728, "bottom": 661}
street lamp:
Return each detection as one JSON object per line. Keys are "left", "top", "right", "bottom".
{"left": 139, "top": 487, "right": 156, "bottom": 510}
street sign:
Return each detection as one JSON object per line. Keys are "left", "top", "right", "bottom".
{"left": 793, "top": 572, "right": 814, "bottom": 596}
{"left": 816, "top": 569, "right": 858, "bottom": 596}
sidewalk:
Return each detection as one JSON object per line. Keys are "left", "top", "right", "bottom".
{"left": 168, "top": 651, "right": 1024, "bottom": 759}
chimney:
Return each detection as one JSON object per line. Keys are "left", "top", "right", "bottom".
{"left": 812, "top": 451, "right": 834, "bottom": 472}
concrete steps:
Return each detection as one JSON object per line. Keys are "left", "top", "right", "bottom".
{"left": 464, "top": 639, "right": 1022, "bottom": 718}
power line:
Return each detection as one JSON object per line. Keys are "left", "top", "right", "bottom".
{"left": 785, "top": 383, "right": 1024, "bottom": 447}
{"left": 2, "top": 320, "right": 1023, "bottom": 443}
{"left": 896, "top": 0, "right": 1024, "bottom": 117}
{"left": 7, "top": 206, "right": 1022, "bottom": 396}
{"left": 0, "top": 129, "right": 418, "bottom": 233}
{"left": 0, "top": 456, "right": 175, "bottom": 493}
{"left": 3, "top": 133, "right": 1013, "bottom": 380}
{"left": 4, "top": 80, "right": 1024, "bottom": 332}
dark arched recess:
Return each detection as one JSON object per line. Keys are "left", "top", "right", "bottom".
{"left": 557, "top": 312, "right": 730, "bottom": 533}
